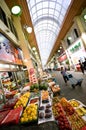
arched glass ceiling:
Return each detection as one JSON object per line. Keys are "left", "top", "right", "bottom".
{"left": 27, "top": 0, "right": 72, "bottom": 67}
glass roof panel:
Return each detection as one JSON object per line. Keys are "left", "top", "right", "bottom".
{"left": 27, "top": 0, "right": 72, "bottom": 67}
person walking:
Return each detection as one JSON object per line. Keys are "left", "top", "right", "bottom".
{"left": 78, "top": 60, "right": 84, "bottom": 74}
{"left": 61, "top": 67, "right": 69, "bottom": 85}
{"left": 83, "top": 58, "right": 86, "bottom": 70}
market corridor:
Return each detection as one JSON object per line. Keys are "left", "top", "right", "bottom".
{"left": 51, "top": 70, "right": 86, "bottom": 105}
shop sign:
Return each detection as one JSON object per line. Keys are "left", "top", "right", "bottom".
{"left": 70, "top": 42, "right": 81, "bottom": 54}
{"left": 0, "top": 33, "right": 23, "bottom": 64}
{"left": 58, "top": 54, "right": 67, "bottom": 62}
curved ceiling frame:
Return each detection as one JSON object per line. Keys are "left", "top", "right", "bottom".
{"left": 27, "top": 0, "right": 72, "bottom": 66}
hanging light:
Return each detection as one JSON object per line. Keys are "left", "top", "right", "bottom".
{"left": 34, "top": 51, "right": 38, "bottom": 55}
{"left": 26, "top": 27, "right": 32, "bottom": 33}
{"left": 68, "top": 36, "right": 72, "bottom": 40}
{"left": 58, "top": 50, "right": 60, "bottom": 52}
{"left": 32, "top": 47, "right": 36, "bottom": 51}
{"left": 11, "top": 5, "right": 22, "bottom": 16}
{"left": 60, "top": 46, "right": 62, "bottom": 49}
{"left": 84, "top": 14, "right": 86, "bottom": 20}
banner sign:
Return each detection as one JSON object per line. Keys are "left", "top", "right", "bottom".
{"left": 0, "top": 33, "right": 23, "bottom": 64}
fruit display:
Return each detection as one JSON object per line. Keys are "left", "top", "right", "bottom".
{"left": 39, "top": 82, "right": 48, "bottom": 90}
{"left": 0, "top": 110, "right": 10, "bottom": 124}
{"left": 69, "top": 99, "right": 80, "bottom": 108}
{"left": 39, "top": 106, "right": 44, "bottom": 110}
{"left": 51, "top": 85, "right": 60, "bottom": 93}
{"left": 52, "top": 103, "right": 59, "bottom": 119}
{"left": 1, "top": 107, "right": 23, "bottom": 125}
{"left": 76, "top": 107, "right": 86, "bottom": 116}
{"left": 80, "top": 107, "right": 86, "bottom": 114}
{"left": 52, "top": 97, "right": 60, "bottom": 104}
{"left": 55, "top": 103, "right": 72, "bottom": 130}
{"left": 39, "top": 112, "right": 44, "bottom": 119}
{"left": 30, "top": 83, "right": 39, "bottom": 92}
{"left": 45, "top": 108, "right": 51, "bottom": 113}
{"left": 14, "top": 92, "right": 30, "bottom": 108}
{"left": 3, "top": 98, "right": 18, "bottom": 109}
{"left": 38, "top": 93, "right": 54, "bottom": 124}
{"left": 29, "top": 97, "right": 39, "bottom": 104}
{"left": 41, "top": 90, "right": 49, "bottom": 101}
{"left": 46, "top": 104, "right": 51, "bottom": 108}
{"left": 45, "top": 113, "right": 52, "bottom": 118}
{"left": 60, "top": 97, "right": 75, "bottom": 116}
{"left": 68, "top": 112, "right": 86, "bottom": 130}
{"left": 52, "top": 97, "right": 61, "bottom": 118}
{"left": 20, "top": 104, "right": 38, "bottom": 123}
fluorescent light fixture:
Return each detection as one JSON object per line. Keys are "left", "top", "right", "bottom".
{"left": 26, "top": 27, "right": 32, "bottom": 33}
{"left": 11, "top": 5, "right": 21, "bottom": 16}
{"left": 60, "top": 46, "right": 62, "bottom": 49}
{"left": 68, "top": 36, "right": 72, "bottom": 40}
{"left": 32, "top": 47, "right": 36, "bottom": 51}
{"left": 35, "top": 52, "right": 37, "bottom": 55}
{"left": 24, "top": 59, "right": 28, "bottom": 62}
{"left": 58, "top": 50, "right": 60, "bottom": 52}
{"left": 84, "top": 14, "right": 86, "bottom": 20}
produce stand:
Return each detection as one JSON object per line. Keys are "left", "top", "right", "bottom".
{"left": 0, "top": 72, "right": 86, "bottom": 130}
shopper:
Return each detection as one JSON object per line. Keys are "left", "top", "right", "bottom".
{"left": 61, "top": 67, "right": 69, "bottom": 85}
{"left": 78, "top": 60, "right": 84, "bottom": 74}
{"left": 83, "top": 58, "right": 86, "bottom": 70}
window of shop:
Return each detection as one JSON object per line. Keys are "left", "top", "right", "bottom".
{"left": 65, "top": 24, "right": 80, "bottom": 47}
{"left": 74, "top": 28, "right": 79, "bottom": 38}
{"left": 80, "top": 9, "right": 86, "bottom": 32}
{"left": 67, "top": 38, "right": 71, "bottom": 46}
{"left": 0, "top": 7, "right": 18, "bottom": 40}
{"left": 8, "top": 17, "right": 19, "bottom": 40}
{"left": 0, "top": 7, "right": 8, "bottom": 27}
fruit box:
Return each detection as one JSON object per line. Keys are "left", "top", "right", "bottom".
{"left": 1, "top": 106, "right": 23, "bottom": 125}
{"left": 20, "top": 105, "right": 38, "bottom": 125}
{"left": 3, "top": 99, "right": 17, "bottom": 109}
{"left": 0, "top": 110, "right": 10, "bottom": 125}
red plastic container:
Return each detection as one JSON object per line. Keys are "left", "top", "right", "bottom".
{"left": 81, "top": 126, "right": 86, "bottom": 130}
{"left": 1, "top": 106, "right": 23, "bottom": 125}
{"left": 0, "top": 110, "right": 10, "bottom": 125}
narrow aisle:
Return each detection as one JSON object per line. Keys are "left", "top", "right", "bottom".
{"left": 51, "top": 70, "right": 86, "bottom": 105}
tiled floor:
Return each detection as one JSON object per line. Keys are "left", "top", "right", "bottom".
{"left": 51, "top": 70, "right": 86, "bottom": 105}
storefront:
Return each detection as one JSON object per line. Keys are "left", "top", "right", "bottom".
{"left": 0, "top": 33, "right": 29, "bottom": 104}
{"left": 57, "top": 53, "right": 69, "bottom": 70}
{"left": 67, "top": 38, "right": 86, "bottom": 70}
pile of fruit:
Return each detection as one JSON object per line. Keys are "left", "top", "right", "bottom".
{"left": 68, "top": 112, "right": 86, "bottom": 130}
{"left": 30, "top": 83, "right": 39, "bottom": 92}
{"left": 41, "top": 90, "right": 49, "bottom": 101}
{"left": 76, "top": 107, "right": 86, "bottom": 116}
{"left": 52, "top": 97, "right": 60, "bottom": 118}
{"left": 69, "top": 99, "right": 80, "bottom": 108}
{"left": 52, "top": 103, "right": 59, "bottom": 118}
{"left": 52, "top": 97, "right": 60, "bottom": 104}
{"left": 60, "top": 97, "right": 75, "bottom": 116}
{"left": 39, "top": 82, "right": 48, "bottom": 90}
{"left": 14, "top": 92, "right": 30, "bottom": 108}
{"left": 69, "top": 99, "right": 86, "bottom": 117}
{"left": 54, "top": 103, "right": 72, "bottom": 130}
{"left": 52, "top": 97, "right": 86, "bottom": 130}
{"left": 20, "top": 104, "right": 37, "bottom": 123}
